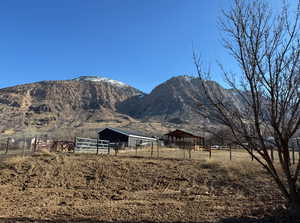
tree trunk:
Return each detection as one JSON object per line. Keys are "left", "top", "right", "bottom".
{"left": 286, "top": 186, "right": 300, "bottom": 217}
{"left": 288, "top": 198, "right": 300, "bottom": 217}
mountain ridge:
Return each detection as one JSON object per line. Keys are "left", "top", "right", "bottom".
{"left": 0, "top": 75, "right": 241, "bottom": 138}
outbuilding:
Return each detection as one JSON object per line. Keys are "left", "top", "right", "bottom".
{"left": 164, "top": 129, "right": 205, "bottom": 147}
{"left": 98, "top": 127, "right": 157, "bottom": 148}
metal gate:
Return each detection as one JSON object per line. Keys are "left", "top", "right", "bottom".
{"left": 75, "top": 137, "right": 110, "bottom": 154}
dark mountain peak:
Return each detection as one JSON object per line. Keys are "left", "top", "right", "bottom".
{"left": 164, "top": 75, "right": 199, "bottom": 85}
{"left": 159, "top": 75, "right": 221, "bottom": 89}
{"left": 118, "top": 74, "right": 245, "bottom": 126}
{"left": 148, "top": 75, "right": 197, "bottom": 94}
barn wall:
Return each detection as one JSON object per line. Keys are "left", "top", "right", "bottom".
{"left": 98, "top": 129, "right": 129, "bottom": 144}
{"left": 128, "top": 136, "right": 157, "bottom": 148}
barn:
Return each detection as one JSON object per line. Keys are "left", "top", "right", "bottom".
{"left": 164, "top": 129, "right": 205, "bottom": 147}
{"left": 98, "top": 127, "right": 157, "bottom": 148}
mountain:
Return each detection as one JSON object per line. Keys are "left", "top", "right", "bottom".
{"left": 0, "top": 76, "right": 144, "bottom": 137}
{"left": 0, "top": 75, "right": 244, "bottom": 138}
{"left": 118, "top": 75, "right": 244, "bottom": 125}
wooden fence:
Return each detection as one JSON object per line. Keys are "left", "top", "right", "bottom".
{"left": 74, "top": 137, "right": 110, "bottom": 154}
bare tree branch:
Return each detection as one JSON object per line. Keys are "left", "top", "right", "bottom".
{"left": 195, "top": 0, "right": 300, "bottom": 210}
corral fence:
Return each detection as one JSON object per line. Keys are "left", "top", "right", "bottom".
{"left": 0, "top": 136, "right": 76, "bottom": 157}
{"left": 117, "top": 142, "right": 300, "bottom": 163}
{"left": 0, "top": 135, "right": 125, "bottom": 157}
{"left": 74, "top": 137, "right": 157, "bottom": 155}
{"left": 1, "top": 135, "right": 300, "bottom": 164}
{"left": 0, "top": 136, "right": 40, "bottom": 157}
{"left": 75, "top": 137, "right": 114, "bottom": 154}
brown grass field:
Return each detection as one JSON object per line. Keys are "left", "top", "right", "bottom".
{"left": 120, "top": 147, "right": 299, "bottom": 163}
{"left": 0, "top": 149, "right": 299, "bottom": 223}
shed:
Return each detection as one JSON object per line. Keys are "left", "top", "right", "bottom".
{"left": 164, "top": 129, "right": 204, "bottom": 147}
{"left": 98, "top": 127, "right": 157, "bottom": 148}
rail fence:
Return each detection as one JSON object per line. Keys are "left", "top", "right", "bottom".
{"left": 74, "top": 137, "right": 111, "bottom": 154}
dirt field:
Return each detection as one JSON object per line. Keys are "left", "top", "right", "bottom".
{"left": 0, "top": 151, "right": 298, "bottom": 223}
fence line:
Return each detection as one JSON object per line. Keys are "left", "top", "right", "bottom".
{"left": 74, "top": 137, "right": 110, "bottom": 154}
{"left": 0, "top": 136, "right": 299, "bottom": 164}
{"left": 117, "top": 145, "right": 300, "bottom": 164}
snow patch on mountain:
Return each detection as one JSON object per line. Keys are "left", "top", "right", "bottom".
{"left": 181, "top": 75, "right": 198, "bottom": 82}
{"left": 73, "top": 76, "right": 128, "bottom": 87}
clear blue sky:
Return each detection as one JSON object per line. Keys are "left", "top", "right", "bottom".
{"left": 0, "top": 0, "right": 288, "bottom": 93}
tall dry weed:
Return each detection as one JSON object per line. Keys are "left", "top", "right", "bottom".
{"left": 200, "top": 158, "right": 264, "bottom": 181}
{"left": 4, "top": 156, "right": 28, "bottom": 166}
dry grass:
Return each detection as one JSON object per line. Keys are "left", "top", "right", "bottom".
{"left": 120, "top": 147, "right": 254, "bottom": 162}
{"left": 121, "top": 147, "right": 300, "bottom": 165}
{"left": 36, "top": 148, "right": 54, "bottom": 155}
{"left": 0, "top": 153, "right": 294, "bottom": 223}
{"left": 4, "top": 155, "right": 28, "bottom": 166}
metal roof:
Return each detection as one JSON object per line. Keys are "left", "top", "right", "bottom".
{"left": 98, "top": 127, "right": 156, "bottom": 140}
{"left": 165, "top": 129, "right": 203, "bottom": 138}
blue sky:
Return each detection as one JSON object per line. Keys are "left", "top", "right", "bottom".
{"left": 0, "top": 0, "right": 288, "bottom": 93}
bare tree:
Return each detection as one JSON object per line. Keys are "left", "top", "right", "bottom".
{"left": 195, "top": 0, "right": 300, "bottom": 212}
{"left": 205, "top": 126, "right": 236, "bottom": 146}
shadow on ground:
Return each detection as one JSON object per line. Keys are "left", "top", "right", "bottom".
{"left": 219, "top": 214, "right": 300, "bottom": 223}
{"left": 0, "top": 218, "right": 209, "bottom": 223}
{"left": 1, "top": 215, "right": 300, "bottom": 223}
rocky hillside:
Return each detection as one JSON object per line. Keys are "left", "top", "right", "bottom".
{"left": 118, "top": 76, "right": 245, "bottom": 125}
{"left": 0, "top": 75, "right": 245, "bottom": 138}
{"left": 0, "top": 76, "right": 143, "bottom": 136}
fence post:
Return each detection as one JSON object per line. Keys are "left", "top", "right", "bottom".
{"left": 96, "top": 137, "right": 99, "bottom": 155}
{"left": 209, "top": 146, "right": 212, "bottom": 159}
{"left": 74, "top": 137, "right": 77, "bottom": 153}
{"left": 188, "top": 144, "right": 192, "bottom": 160}
{"left": 151, "top": 142, "right": 153, "bottom": 158}
{"left": 5, "top": 138, "right": 9, "bottom": 154}
{"left": 115, "top": 144, "right": 119, "bottom": 156}
{"left": 33, "top": 136, "right": 38, "bottom": 153}
{"left": 229, "top": 145, "right": 232, "bottom": 161}
{"left": 22, "top": 137, "right": 26, "bottom": 157}
{"left": 135, "top": 141, "right": 138, "bottom": 156}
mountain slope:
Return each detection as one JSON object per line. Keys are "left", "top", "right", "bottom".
{"left": 0, "top": 75, "right": 246, "bottom": 137}
{"left": 0, "top": 76, "right": 143, "bottom": 135}
{"left": 118, "top": 75, "right": 244, "bottom": 125}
